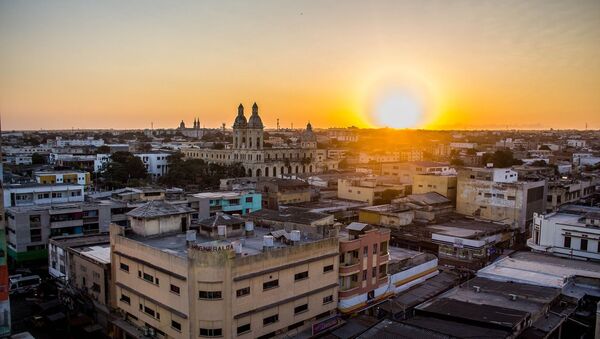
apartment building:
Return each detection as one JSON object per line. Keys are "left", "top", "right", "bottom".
{"left": 110, "top": 204, "right": 339, "bottom": 338}
{"left": 134, "top": 152, "right": 171, "bottom": 178}
{"left": 380, "top": 161, "right": 454, "bottom": 184}
{"left": 188, "top": 191, "right": 262, "bottom": 221}
{"left": 528, "top": 205, "right": 600, "bottom": 261}
{"left": 546, "top": 178, "right": 598, "bottom": 212}
{"left": 0, "top": 147, "right": 10, "bottom": 336}
{"left": 34, "top": 170, "right": 91, "bottom": 186}
{"left": 337, "top": 178, "right": 407, "bottom": 205}
{"left": 412, "top": 173, "right": 457, "bottom": 204}
{"left": 338, "top": 222, "right": 390, "bottom": 314}
{"left": 257, "top": 178, "right": 311, "bottom": 209}
{"left": 3, "top": 183, "right": 84, "bottom": 208}
{"left": 456, "top": 167, "right": 546, "bottom": 235}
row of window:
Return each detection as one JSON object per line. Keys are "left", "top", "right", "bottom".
{"left": 564, "top": 236, "right": 600, "bottom": 252}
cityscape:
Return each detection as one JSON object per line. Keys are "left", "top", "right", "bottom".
{"left": 1, "top": 1, "right": 600, "bottom": 339}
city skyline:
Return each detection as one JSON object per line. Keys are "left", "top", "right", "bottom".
{"left": 1, "top": 0, "right": 600, "bottom": 131}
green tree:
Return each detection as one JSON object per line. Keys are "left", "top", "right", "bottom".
{"left": 481, "top": 150, "right": 521, "bottom": 168}
{"left": 102, "top": 152, "right": 148, "bottom": 188}
{"left": 450, "top": 158, "right": 465, "bottom": 166}
{"left": 31, "top": 153, "right": 47, "bottom": 165}
{"left": 96, "top": 145, "right": 111, "bottom": 154}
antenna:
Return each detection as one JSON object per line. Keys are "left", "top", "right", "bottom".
{"left": 277, "top": 118, "right": 280, "bottom": 131}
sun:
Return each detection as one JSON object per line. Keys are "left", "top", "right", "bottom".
{"left": 360, "top": 69, "right": 439, "bottom": 129}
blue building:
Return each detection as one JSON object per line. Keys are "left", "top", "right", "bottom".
{"left": 190, "top": 191, "right": 262, "bottom": 221}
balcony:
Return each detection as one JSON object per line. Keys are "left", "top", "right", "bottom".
{"left": 379, "top": 252, "right": 390, "bottom": 263}
{"left": 50, "top": 219, "right": 83, "bottom": 228}
{"left": 339, "top": 262, "right": 361, "bottom": 275}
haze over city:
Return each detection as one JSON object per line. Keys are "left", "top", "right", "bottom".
{"left": 1, "top": 0, "right": 600, "bottom": 131}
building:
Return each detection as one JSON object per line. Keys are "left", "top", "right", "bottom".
{"left": 177, "top": 118, "right": 204, "bottom": 139}
{"left": 5, "top": 201, "right": 123, "bottom": 264}
{"left": 247, "top": 206, "right": 336, "bottom": 238}
{"left": 358, "top": 204, "right": 414, "bottom": 230}
{"left": 133, "top": 152, "right": 171, "bottom": 179}
{"left": 3, "top": 183, "right": 84, "bottom": 208}
{"left": 110, "top": 203, "right": 339, "bottom": 338}
{"left": 34, "top": 170, "right": 91, "bottom": 186}
{"left": 48, "top": 233, "right": 111, "bottom": 326}
{"left": 456, "top": 167, "right": 546, "bottom": 235}
{"left": 380, "top": 161, "right": 454, "bottom": 184}
{"left": 338, "top": 222, "right": 390, "bottom": 314}
{"left": 182, "top": 103, "right": 329, "bottom": 177}
{"left": 337, "top": 178, "right": 407, "bottom": 205}
{"left": 412, "top": 173, "right": 457, "bottom": 204}
{"left": 188, "top": 191, "right": 262, "bottom": 221}
{"left": 126, "top": 200, "right": 194, "bottom": 237}
{"left": 396, "top": 192, "right": 454, "bottom": 223}
{"left": 546, "top": 178, "right": 598, "bottom": 212}
{"left": 257, "top": 178, "right": 311, "bottom": 209}
{"left": 528, "top": 205, "right": 600, "bottom": 261}
{"left": 0, "top": 133, "right": 11, "bottom": 336}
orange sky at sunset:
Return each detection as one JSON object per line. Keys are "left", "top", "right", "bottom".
{"left": 1, "top": 1, "right": 599, "bottom": 130}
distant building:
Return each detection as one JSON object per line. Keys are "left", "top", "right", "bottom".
{"left": 188, "top": 191, "right": 262, "bottom": 221}
{"left": 133, "top": 152, "right": 171, "bottom": 179}
{"left": 34, "top": 170, "right": 91, "bottom": 186}
{"left": 337, "top": 178, "right": 407, "bottom": 205}
{"left": 546, "top": 178, "right": 598, "bottom": 212}
{"left": 3, "top": 183, "right": 84, "bottom": 208}
{"left": 529, "top": 205, "right": 600, "bottom": 261}
{"left": 177, "top": 118, "right": 204, "bottom": 139}
{"left": 412, "top": 173, "right": 457, "bottom": 204}
{"left": 380, "top": 161, "right": 454, "bottom": 184}
{"left": 456, "top": 167, "right": 546, "bottom": 235}
{"left": 257, "top": 178, "right": 311, "bottom": 209}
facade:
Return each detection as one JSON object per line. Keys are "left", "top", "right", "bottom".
{"left": 412, "top": 173, "right": 457, "bottom": 204}
{"left": 110, "top": 209, "right": 339, "bottom": 338}
{"left": 380, "top": 161, "right": 454, "bottom": 184}
{"left": 456, "top": 167, "right": 546, "bottom": 234}
{"left": 34, "top": 170, "right": 91, "bottom": 186}
{"left": 133, "top": 152, "right": 171, "bottom": 178}
{"left": 338, "top": 223, "right": 390, "bottom": 314}
{"left": 188, "top": 191, "right": 262, "bottom": 221}
{"left": 337, "top": 178, "right": 407, "bottom": 205}
{"left": 546, "top": 178, "right": 597, "bottom": 212}
{"left": 358, "top": 204, "right": 414, "bottom": 229}
{"left": 182, "top": 103, "right": 328, "bottom": 177}
{"left": 257, "top": 178, "right": 311, "bottom": 209}
{"left": 0, "top": 133, "right": 10, "bottom": 336}
{"left": 177, "top": 118, "right": 204, "bottom": 139}
{"left": 3, "top": 183, "right": 84, "bottom": 208}
{"left": 528, "top": 206, "right": 600, "bottom": 261}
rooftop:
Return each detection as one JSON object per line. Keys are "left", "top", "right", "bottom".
{"left": 247, "top": 206, "right": 332, "bottom": 225}
{"left": 427, "top": 218, "right": 510, "bottom": 239}
{"left": 192, "top": 191, "right": 249, "bottom": 199}
{"left": 405, "top": 192, "right": 451, "bottom": 205}
{"left": 126, "top": 226, "right": 324, "bottom": 258}
{"left": 198, "top": 213, "right": 245, "bottom": 227}
{"left": 127, "top": 200, "right": 194, "bottom": 219}
{"left": 5, "top": 183, "right": 83, "bottom": 190}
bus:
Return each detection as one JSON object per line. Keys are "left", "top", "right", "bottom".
{"left": 9, "top": 274, "right": 41, "bottom": 295}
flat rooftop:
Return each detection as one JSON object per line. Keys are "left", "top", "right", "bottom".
{"left": 426, "top": 219, "right": 510, "bottom": 239}
{"left": 126, "top": 226, "right": 324, "bottom": 259}
{"left": 477, "top": 251, "right": 600, "bottom": 288}
{"left": 248, "top": 206, "right": 332, "bottom": 224}
{"left": 289, "top": 198, "right": 368, "bottom": 212}
{"left": 192, "top": 191, "right": 248, "bottom": 199}
{"left": 5, "top": 183, "right": 82, "bottom": 189}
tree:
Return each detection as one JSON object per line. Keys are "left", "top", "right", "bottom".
{"left": 450, "top": 158, "right": 465, "bottom": 166}
{"left": 539, "top": 145, "right": 551, "bottom": 151}
{"left": 101, "top": 152, "right": 148, "bottom": 188}
{"left": 31, "top": 153, "right": 46, "bottom": 165}
{"left": 96, "top": 145, "right": 111, "bottom": 154}
{"left": 530, "top": 160, "right": 548, "bottom": 167}
{"left": 481, "top": 150, "right": 521, "bottom": 168}
{"left": 159, "top": 152, "right": 246, "bottom": 189}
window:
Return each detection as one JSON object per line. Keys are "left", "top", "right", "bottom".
{"left": 263, "top": 314, "right": 279, "bottom": 326}
{"left": 323, "top": 295, "right": 334, "bottom": 304}
{"left": 316, "top": 311, "right": 331, "bottom": 320}
{"left": 363, "top": 246, "right": 368, "bottom": 257}
{"left": 294, "top": 304, "right": 308, "bottom": 314}
{"left": 372, "top": 268, "right": 377, "bottom": 278}
{"left": 263, "top": 279, "right": 279, "bottom": 290}
{"left": 323, "top": 264, "right": 334, "bottom": 273}
{"left": 120, "top": 294, "right": 130, "bottom": 304}
{"left": 199, "top": 291, "right": 222, "bottom": 299}
{"left": 171, "top": 320, "right": 181, "bottom": 332}
{"left": 142, "top": 272, "right": 154, "bottom": 283}
{"left": 294, "top": 271, "right": 309, "bottom": 281}
{"left": 581, "top": 239, "right": 588, "bottom": 251}
{"left": 237, "top": 323, "right": 251, "bottom": 335}
{"left": 288, "top": 320, "right": 304, "bottom": 331}
{"left": 373, "top": 243, "right": 378, "bottom": 255}
{"left": 362, "top": 270, "right": 367, "bottom": 281}
{"left": 170, "top": 284, "right": 180, "bottom": 295}
{"left": 564, "top": 236, "right": 571, "bottom": 248}
{"left": 143, "top": 306, "right": 155, "bottom": 317}
{"left": 199, "top": 328, "right": 222, "bottom": 337}
{"left": 120, "top": 263, "right": 129, "bottom": 272}
{"left": 236, "top": 287, "right": 250, "bottom": 297}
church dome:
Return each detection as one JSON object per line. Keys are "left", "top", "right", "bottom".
{"left": 233, "top": 104, "right": 247, "bottom": 128}
{"left": 247, "top": 102, "right": 264, "bottom": 129}
{"left": 300, "top": 122, "right": 316, "bottom": 142}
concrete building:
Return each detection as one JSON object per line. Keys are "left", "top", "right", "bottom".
{"left": 188, "top": 191, "right": 262, "bottom": 221}
{"left": 48, "top": 234, "right": 111, "bottom": 326}
{"left": 247, "top": 206, "right": 336, "bottom": 238}
{"left": 380, "top": 161, "right": 454, "bottom": 184}
{"left": 528, "top": 205, "right": 600, "bottom": 261}
{"left": 456, "top": 167, "right": 546, "bottom": 235}
{"left": 546, "top": 178, "right": 598, "bottom": 212}
{"left": 110, "top": 204, "right": 339, "bottom": 338}
{"left": 396, "top": 192, "right": 454, "bottom": 223}
{"left": 127, "top": 200, "right": 194, "bottom": 237}
{"left": 358, "top": 204, "right": 414, "bottom": 230}
{"left": 0, "top": 137, "right": 10, "bottom": 336}
{"left": 133, "top": 152, "right": 171, "bottom": 179}
{"left": 412, "top": 173, "right": 457, "bottom": 204}
{"left": 337, "top": 178, "right": 407, "bottom": 205}
{"left": 338, "top": 223, "right": 390, "bottom": 314}
{"left": 3, "top": 183, "right": 84, "bottom": 208}
{"left": 182, "top": 104, "right": 330, "bottom": 177}
{"left": 257, "top": 178, "right": 311, "bottom": 209}
{"left": 34, "top": 170, "right": 91, "bottom": 186}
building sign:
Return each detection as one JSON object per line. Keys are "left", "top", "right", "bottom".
{"left": 312, "top": 315, "right": 339, "bottom": 336}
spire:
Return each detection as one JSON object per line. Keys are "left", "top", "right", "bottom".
{"left": 238, "top": 103, "right": 244, "bottom": 115}
{"left": 252, "top": 102, "right": 258, "bottom": 115}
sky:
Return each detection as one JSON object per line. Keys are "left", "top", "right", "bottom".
{"left": 1, "top": 0, "right": 599, "bottom": 131}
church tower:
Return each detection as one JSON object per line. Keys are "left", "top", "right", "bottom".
{"left": 233, "top": 103, "right": 248, "bottom": 149}
{"left": 247, "top": 102, "right": 264, "bottom": 150}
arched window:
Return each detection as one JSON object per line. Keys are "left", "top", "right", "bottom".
{"left": 273, "top": 167, "right": 277, "bottom": 177}
{"left": 265, "top": 167, "right": 270, "bottom": 177}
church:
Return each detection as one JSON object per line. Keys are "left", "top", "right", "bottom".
{"left": 183, "top": 103, "right": 326, "bottom": 177}
{"left": 178, "top": 117, "right": 204, "bottom": 139}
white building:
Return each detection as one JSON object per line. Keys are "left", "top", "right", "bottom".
{"left": 449, "top": 142, "right": 477, "bottom": 150}
{"left": 134, "top": 152, "right": 171, "bottom": 178}
{"left": 52, "top": 137, "right": 105, "bottom": 147}
{"left": 573, "top": 153, "right": 600, "bottom": 167}
{"left": 567, "top": 139, "right": 586, "bottom": 148}
{"left": 528, "top": 206, "right": 600, "bottom": 261}
{"left": 3, "top": 183, "right": 84, "bottom": 208}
